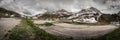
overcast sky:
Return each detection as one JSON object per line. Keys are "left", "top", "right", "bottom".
{"left": 0, "top": 0, "right": 120, "bottom": 16}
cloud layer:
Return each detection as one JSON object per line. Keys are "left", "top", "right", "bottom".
{"left": 0, "top": 0, "right": 120, "bottom": 16}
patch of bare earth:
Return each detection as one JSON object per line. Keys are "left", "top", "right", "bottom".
{"left": 0, "top": 18, "right": 20, "bottom": 40}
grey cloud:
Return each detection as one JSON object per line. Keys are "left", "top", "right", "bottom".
{"left": 0, "top": 0, "right": 120, "bottom": 16}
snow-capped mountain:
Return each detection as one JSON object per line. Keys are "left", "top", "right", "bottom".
{"left": 67, "top": 7, "right": 102, "bottom": 23}
{"left": 52, "top": 9, "right": 73, "bottom": 18}
{"left": 40, "top": 7, "right": 120, "bottom": 24}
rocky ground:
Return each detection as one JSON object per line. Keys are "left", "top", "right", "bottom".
{"left": 0, "top": 18, "right": 118, "bottom": 40}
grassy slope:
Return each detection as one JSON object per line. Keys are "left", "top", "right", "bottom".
{"left": 6, "top": 18, "right": 68, "bottom": 40}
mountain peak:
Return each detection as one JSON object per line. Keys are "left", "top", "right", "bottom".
{"left": 89, "top": 7, "right": 96, "bottom": 9}
{"left": 79, "top": 7, "right": 102, "bottom": 14}
{"left": 57, "top": 9, "right": 68, "bottom": 12}
{"left": 89, "top": 7, "right": 102, "bottom": 13}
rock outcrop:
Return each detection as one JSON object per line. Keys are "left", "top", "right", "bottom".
{"left": 98, "top": 13, "right": 120, "bottom": 24}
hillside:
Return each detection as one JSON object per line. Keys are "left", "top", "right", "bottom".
{"left": 0, "top": 8, "right": 21, "bottom": 18}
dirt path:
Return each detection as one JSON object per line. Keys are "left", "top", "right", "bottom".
{"left": 39, "top": 23, "right": 118, "bottom": 40}
{"left": 0, "top": 18, "right": 20, "bottom": 40}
